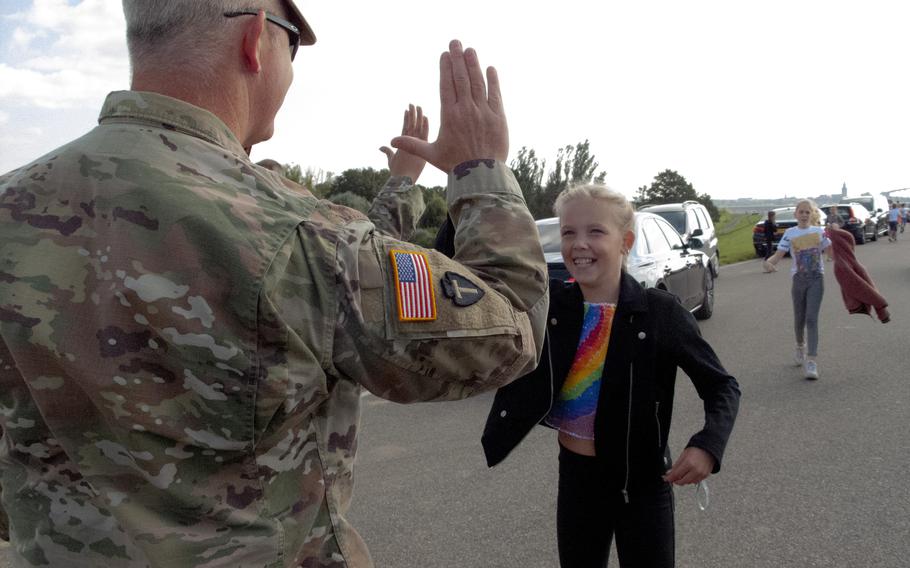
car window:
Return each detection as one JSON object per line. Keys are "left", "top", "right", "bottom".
{"left": 536, "top": 221, "right": 561, "bottom": 254}
{"left": 686, "top": 209, "right": 699, "bottom": 232}
{"left": 641, "top": 219, "right": 672, "bottom": 254}
{"left": 771, "top": 210, "right": 796, "bottom": 222}
{"left": 651, "top": 210, "right": 686, "bottom": 234}
{"left": 830, "top": 205, "right": 853, "bottom": 218}
{"left": 851, "top": 198, "right": 873, "bottom": 212}
{"left": 655, "top": 218, "right": 685, "bottom": 248}
{"left": 695, "top": 207, "right": 712, "bottom": 230}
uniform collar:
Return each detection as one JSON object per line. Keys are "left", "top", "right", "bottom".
{"left": 98, "top": 91, "right": 247, "bottom": 157}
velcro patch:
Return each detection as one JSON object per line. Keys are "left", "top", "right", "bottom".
{"left": 441, "top": 271, "right": 485, "bottom": 307}
{"left": 390, "top": 250, "right": 437, "bottom": 321}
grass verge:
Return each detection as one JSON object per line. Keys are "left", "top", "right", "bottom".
{"left": 717, "top": 211, "right": 762, "bottom": 265}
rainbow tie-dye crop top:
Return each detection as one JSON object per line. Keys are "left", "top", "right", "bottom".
{"left": 544, "top": 302, "right": 616, "bottom": 440}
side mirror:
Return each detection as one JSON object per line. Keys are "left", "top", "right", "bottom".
{"left": 877, "top": 208, "right": 883, "bottom": 213}
{"left": 689, "top": 237, "right": 704, "bottom": 249}
{"left": 691, "top": 228, "right": 704, "bottom": 237}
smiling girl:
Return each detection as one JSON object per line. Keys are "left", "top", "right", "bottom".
{"left": 482, "top": 185, "right": 741, "bottom": 567}
{"left": 763, "top": 198, "right": 831, "bottom": 380}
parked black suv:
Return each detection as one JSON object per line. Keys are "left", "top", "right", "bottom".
{"left": 822, "top": 203, "right": 876, "bottom": 244}
{"left": 639, "top": 201, "right": 719, "bottom": 277}
{"left": 843, "top": 195, "right": 889, "bottom": 240}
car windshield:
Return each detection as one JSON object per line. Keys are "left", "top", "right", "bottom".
{"left": 537, "top": 221, "right": 562, "bottom": 253}
{"left": 651, "top": 211, "right": 686, "bottom": 234}
{"left": 771, "top": 210, "right": 796, "bottom": 222}
{"left": 825, "top": 205, "right": 853, "bottom": 218}
{"left": 850, "top": 198, "right": 873, "bottom": 211}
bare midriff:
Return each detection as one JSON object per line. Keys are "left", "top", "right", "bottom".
{"left": 558, "top": 431, "right": 596, "bottom": 456}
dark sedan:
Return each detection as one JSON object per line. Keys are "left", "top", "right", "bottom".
{"left": 753, "top": 206, "right": 824, "bottom": 257}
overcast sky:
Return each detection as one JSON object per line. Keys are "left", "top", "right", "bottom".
{"left": 2, "top": 0, "right": 909, "bottom": 200}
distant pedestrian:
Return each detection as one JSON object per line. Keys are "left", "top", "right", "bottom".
{"left": 482, "top": 184, "right": 741, "bottom": 568}
{"left": 763, "top": 210, "right": 778, "bottom": 259}
{"left": 763, "top": 199, "right": 832, "bottom": 380}
{"left": 825, "top": 205, "right": 844, "bottom": 229}
{"left": 900, "top": 203, "right": 908, "bottom": 233}
{"left": 887, "top": 202, "right": 901, "bottom": 241}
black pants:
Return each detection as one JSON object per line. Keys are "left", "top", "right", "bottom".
{"left": 764, "top": 239, "right": 775, "bottom": 259}
{"left": 557, "top": 445, "right": 675, "bottom": 568}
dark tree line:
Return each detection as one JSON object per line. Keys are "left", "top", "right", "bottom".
{"left": 272, "top": 143, "right": 719, "bottom": 246}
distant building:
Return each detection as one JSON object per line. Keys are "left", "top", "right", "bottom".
{"left": 841, "top": 182, "right": 847, "bottom": 199}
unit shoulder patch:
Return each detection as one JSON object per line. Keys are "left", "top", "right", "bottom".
{"left": 441, "top": 271, "right": 485, "bottom": 307}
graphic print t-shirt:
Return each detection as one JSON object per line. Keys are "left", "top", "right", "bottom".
{"left": 544, "top": 302, "right": 615, "bottom": 440}
{"left": 777, "top": 226, "right": 830, "bottom": 276}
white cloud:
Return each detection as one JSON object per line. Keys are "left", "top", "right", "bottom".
{"left": 0, "top": 0, "right": 128, "bottom": 109}
{"left": 3, "top": 0, "right": 910, "bottom": 199}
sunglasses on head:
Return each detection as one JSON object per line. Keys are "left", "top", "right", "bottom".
{"left": 224, "top": 10, "right": 300, "bottom": 61}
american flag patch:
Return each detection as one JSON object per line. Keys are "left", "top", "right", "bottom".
{"left": 390, "top": 249, "right": 436, "bottom": 321}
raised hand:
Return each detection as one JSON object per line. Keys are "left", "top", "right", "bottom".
{"left": 380, "top": 104, "right": 429, "bottom": 184}
{"left": 390, "top": 39, "right": 508, "bottom": 174}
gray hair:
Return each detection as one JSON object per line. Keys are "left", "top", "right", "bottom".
{"left": 122, "top": 0, "right": 278, "bottom": 79}
{"left": 553, "top": 183, "right": 635, "bottom": 233}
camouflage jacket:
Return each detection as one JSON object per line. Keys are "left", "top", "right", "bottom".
{"left": 0, "top": 91, "right": 547, "bottom": 567}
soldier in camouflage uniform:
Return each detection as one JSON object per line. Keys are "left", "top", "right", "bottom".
{"left": 0, "top": 1, "right": 547, "bottom": 566}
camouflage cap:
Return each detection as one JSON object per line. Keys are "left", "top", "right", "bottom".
{"left": 284, "top": 0, "right": 316, "bottom": 45}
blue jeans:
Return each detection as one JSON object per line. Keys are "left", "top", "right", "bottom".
{"left": 791, "top": 272, "right": 824, "bottom": 357}
{"left": 557, "top": 445, "right": 675, "bottom": 567}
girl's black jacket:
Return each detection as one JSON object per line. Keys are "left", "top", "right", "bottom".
{"left": 481, "top": 272, "right": 741, "bottom": 496}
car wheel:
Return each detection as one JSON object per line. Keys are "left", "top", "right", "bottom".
{"left": 871, "top": 226, "right": 878, "bottom": 241}
{"left": 694, "top": 270, "right": 714, "bottom": 320}
{"left": 855, "top": 229, "right": 865, "bottom": 245}
{"left": 712, "top": 253, "right": 720, "bottom": 278}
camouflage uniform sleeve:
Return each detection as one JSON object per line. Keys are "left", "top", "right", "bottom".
{"left": 329, "top": 160, "right": 548, "bottom": 402}
{"left": 367, "top": 175, "right": 425, "bottom": 240}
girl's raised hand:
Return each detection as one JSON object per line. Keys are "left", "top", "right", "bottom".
{"left": 380, "top": 104, "right": 429, "bottom": 184}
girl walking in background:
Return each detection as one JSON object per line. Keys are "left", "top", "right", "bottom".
{"left": 763, "top": 199, "right": 832, "bottom": 379}
{"left": 482, "top": 185, "right": 741, "bottom": 567}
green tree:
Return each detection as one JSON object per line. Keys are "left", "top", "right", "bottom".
{"left": 327, "top": 191, "right": 370, "bottom": 213}
{"left": 419, "top": 186, "right": 447, "bottom": 229}
{"left": 540, "top": 140, "right": 602, "bottom": 218}
{"left": 279, "top": 163, "right": 332, "bottom": 197}
{"left": 285, "top": 163, "right": 304, "bottom": 185}
{"left": 635, "top": 169, "right": 719, "bottom": 221}
{"left": 327, "top": 167, "right": 389, "bottom": 202}
{"left": 511, "top": 140, "right": 605, "bottom": 219}
{"left": 510, "top": 146, "right": 547, "bottom": 217}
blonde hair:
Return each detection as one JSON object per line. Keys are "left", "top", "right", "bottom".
{"left": 553, "top": 184, "right": 635, "bottom": 233}
{"left": 795, "top": 198, "right": 821, "bottom": 226}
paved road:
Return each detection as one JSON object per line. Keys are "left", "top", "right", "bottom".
{"left": 2, "top": 236, "right": 908, "bottom": 567}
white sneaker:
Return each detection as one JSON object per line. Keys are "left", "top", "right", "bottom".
{"left": 794, "top": 345, "right": 805, "bottom": 367}
{"left": 805, "top": 360, "right": 819, "bottom": 380}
